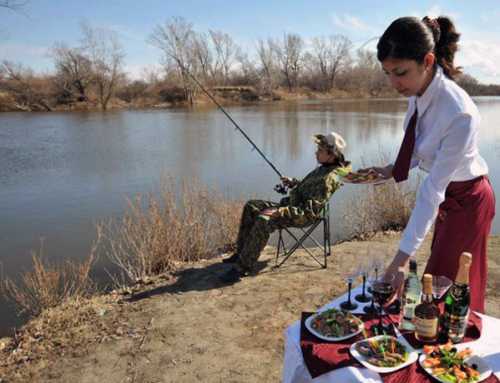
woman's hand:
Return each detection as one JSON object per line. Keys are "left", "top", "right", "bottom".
{"left": 384, "top": 249, "right": 411, "bottom": 299}
{"left": 357, "top": 164, "right": 394, "bottom": 180}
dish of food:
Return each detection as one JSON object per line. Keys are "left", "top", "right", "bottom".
{"left": 419, "top": 343, "right": 492, "bottom": 383}
{"left": 350, "top": 335, "right": 419, "bottom": 373}
{"left": 305, "top": 308, "right": 364, "bottom": 342}
{"left": 341, "top": 171, "right": 387, "bottom": 185}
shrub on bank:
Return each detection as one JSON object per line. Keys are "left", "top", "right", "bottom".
{"left": 343, "top": 178, "right": 417, "bottom": 240}
{"left": 99, "top": 177, "right": 243, "bottom": 286}
{"left": 1, "top": 237, "right": 99, "bottom": 317}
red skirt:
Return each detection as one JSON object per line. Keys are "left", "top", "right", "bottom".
{"left": 424, "top": 176, "right": 496, "bottom": 313}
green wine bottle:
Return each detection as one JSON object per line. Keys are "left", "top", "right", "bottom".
{"left": 441, "top": 252, "right": 472, "bottom": 343}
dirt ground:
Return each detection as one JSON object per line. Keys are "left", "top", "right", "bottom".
{"left": 1, "top": 232, "right": 499, "bottom": 383}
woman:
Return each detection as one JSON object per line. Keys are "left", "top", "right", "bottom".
{"left": 220, "top": 132, "right": 351, "bottom": 283}
{"left": 364, "top": 16, "right": 495, "bottom": 312}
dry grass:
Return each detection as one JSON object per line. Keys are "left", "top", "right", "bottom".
{"left": 343, "top": 179, "right": 418, "bottom": 240}
{"left": 1, "top": 235, "right": 99, "bottom": 318}
{"left": 99, "top": 177, "right": 244, "bottom": 286}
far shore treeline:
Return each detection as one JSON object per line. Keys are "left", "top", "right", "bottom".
{"left": 1, "top": 17, "right": 499, "bottom": 113}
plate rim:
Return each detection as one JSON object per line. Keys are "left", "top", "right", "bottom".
{"left": 340, "top": 174, "right": 388, "bottom": 185}
{"left": 304, "top": 310, "right": 364, "bottom": 342}
{"left": 418, "top": 348, "right": 492, "bottom": 383}
{"left": 349, "top": 334, "right": 419, "bottom": 373}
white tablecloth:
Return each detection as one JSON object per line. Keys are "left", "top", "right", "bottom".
{"left": 282, "top": 285, "right": 500, "bottom": 383}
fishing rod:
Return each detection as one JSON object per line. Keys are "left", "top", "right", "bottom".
{"left": 178, "top": 64, "right": 288, "bottom": 194}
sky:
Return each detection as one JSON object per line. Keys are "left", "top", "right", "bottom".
{"left": 1, "top": 0, "right": 500, "bottom": 84}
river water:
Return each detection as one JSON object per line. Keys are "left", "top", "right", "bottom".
{"left": 1, "top": 97, "right": 499, "bottom": 335}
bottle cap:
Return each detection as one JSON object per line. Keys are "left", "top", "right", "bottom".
{"left": 409, "top": 259, "right": 417, "bottom": 273}
{"left": 456, "top": 252, "right": 472, "bottom": 285}
{"left": 422, "top": 273, "right": 433, "bottom": 294}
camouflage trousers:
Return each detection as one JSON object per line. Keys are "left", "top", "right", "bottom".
{"left": 235, "top": 199, "right": 310, "bottom": 272}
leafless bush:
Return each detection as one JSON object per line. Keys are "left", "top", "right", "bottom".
{"left": 99, "top": 177, "right": 243, "bottom": 286}
{"left": 1, "top": 234, "right": 100, "bottom": 317}
{"left": 343, "top": 179, "right": 418, "bottom": 240}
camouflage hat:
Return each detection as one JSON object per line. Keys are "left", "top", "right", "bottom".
{"left": 313, "top": 132, "right": 347, "bottom": 152}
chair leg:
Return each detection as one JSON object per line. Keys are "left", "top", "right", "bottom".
{"left": 276, "top": 229, "right": 284, "bottom": 266}
{"left": 276, "top": 225, "right": 326, "bottom": 268}
{"left": 275, "top": 202, "right": 331, "bottom": 269}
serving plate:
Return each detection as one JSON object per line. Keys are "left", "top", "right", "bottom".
{"left": 350, "top": 335, "right": 419, "bottom": 373}
{"left": 305, "top": 309, "right": 364, "bottom": 342}
{"left": 341, "top": 171, "right": 388, "bottom": 185}
{"left": 419, "top": 344, "right": 492, "bottom": 383}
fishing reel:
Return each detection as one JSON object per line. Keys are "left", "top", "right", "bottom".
{"left": 274, "top": 183, "right": 289, "bottom": 195}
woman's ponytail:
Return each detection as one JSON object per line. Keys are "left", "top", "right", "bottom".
{"left": 424, "top": 16, "right": 462, "bottom": 79}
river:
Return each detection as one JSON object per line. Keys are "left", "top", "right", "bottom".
{"left": 1, "top": 97, "right": 499, "bottom": 335}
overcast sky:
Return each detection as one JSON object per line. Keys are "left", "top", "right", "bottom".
{"left": 1, "top": 0, "right": 500, "bottom": 84}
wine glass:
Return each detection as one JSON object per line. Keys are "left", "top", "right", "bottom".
{"left": 340, "top": 268, "right": 359, "bottom": 311}
{"left": 432, "top": 275, "right": 452, "bottom": 300}
{"left": 363, "top": 263, "right": 380, "bottom": 315}
{"left": 371, "top": 275, "right": 395, "bottom": 335}
{"left": 366, "top": 256, "right": 383, "bottom": 294}
{"left": 355, "top": 259, "right": 371, "bottom": 303}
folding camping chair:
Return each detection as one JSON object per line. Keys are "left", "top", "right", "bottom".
{"left": 274, "top": 201, "right": 331, "bottom": 269}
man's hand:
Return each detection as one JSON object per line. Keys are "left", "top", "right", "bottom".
{"left": 280, "top": 176, "right": 298, "bottom": 188}
{"left": 357, "top": 165, "right": 394, "bottom": 180}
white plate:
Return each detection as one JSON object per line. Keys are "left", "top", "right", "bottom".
{"left": 305, "top": 310, "right": 364, "bottom": 342}
{"left": 350, "top": 335, "right": 419, "bottom": 373}
{"left": 419, "top": 346, "right": 492, "bottom": 383}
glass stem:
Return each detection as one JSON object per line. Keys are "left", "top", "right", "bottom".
{"left": 347, "top": 281, "right": 352, "bottom": 303}
{"left": 378, "top": 304, "right": 385, "bottom": 333}
{"left": 362, "top": 275, "right": 366, "bottom": 297}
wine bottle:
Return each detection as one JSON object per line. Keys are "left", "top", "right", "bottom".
{"left": 441, "top": 252, "right": 472, "bottom": 343}
{"left": 400, "top": 259, "right": 421, "bottom": 331}
{"left": 414, "top": 274, "right": 439, "bottom": 343}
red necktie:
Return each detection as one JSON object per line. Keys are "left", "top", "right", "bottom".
{"left": 392, "top": 108, "right": 418, "bottom": 183}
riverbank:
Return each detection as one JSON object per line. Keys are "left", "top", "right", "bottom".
{"left": 1, "top": 232, "right": 499, "bottom": 382}
{"left": 0, "top": 86, "right": 399, "bottom": 113}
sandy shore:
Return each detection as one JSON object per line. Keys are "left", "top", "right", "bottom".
{"left": 1, "top": 232, "right": 499, "bottom": 382}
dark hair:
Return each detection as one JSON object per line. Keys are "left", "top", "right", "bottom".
{"left": 328, "top": 147, "right": 350, "bottom": 168}
{"left": 377, "top": 16, "right": 462, "bottom": 79}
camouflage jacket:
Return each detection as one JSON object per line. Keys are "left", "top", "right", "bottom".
{"left": 276, "top": 164, "right": 350, "bottom": 226}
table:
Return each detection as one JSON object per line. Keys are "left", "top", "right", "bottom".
{"left": 282, "top": 285, "right": 500, "bottom": 383}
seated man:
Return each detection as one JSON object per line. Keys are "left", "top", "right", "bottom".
{"left": 220, "top": 131, "right": 351, "bottom": 283}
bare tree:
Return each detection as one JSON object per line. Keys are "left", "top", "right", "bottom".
{"left": 149, "top": 17, "right": 195, "bottom": 104}
{"left": 311, "top": 35, "right": 351, "bottom": 91}
{"left": 80, "top": 23, "right": 125, "bottom": 110}
{"left": 51, "top": 43, "right": 93, "bottom": 102}
{"left": 209, "top": 30, "right": 238, "bottom": 85}
{"left": 1, "top": 60, "right": 51, "bottom": 111}
{"left": 234, "top": 51, "right": 258, "bottom": 85}
{"left": 191, "top": 31, "right": 213, "bottom": 82}
{"left": 256, "top": 38, "right": 278, "bottom": 92}
{"left": 271, "top": 33, "right": 304, "bottom": 91}
{"left": 345, "top": 49, "right": 387, "bottom": 95}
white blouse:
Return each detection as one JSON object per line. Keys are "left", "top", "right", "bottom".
{"left": 398, "top": 66, "right": 489, "bottom": 256}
